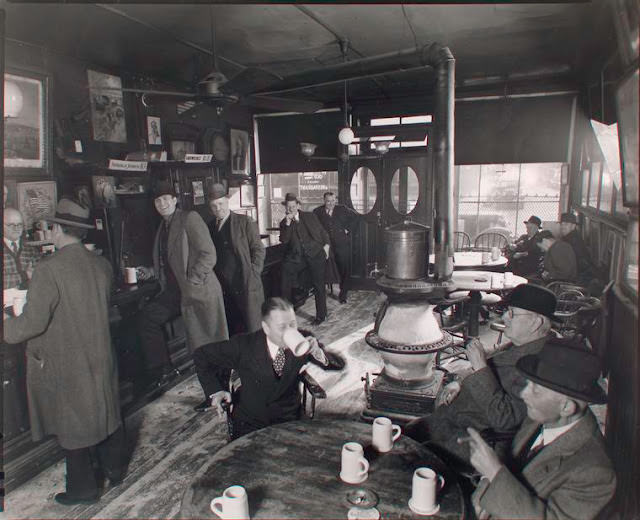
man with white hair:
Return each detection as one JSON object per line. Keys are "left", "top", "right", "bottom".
{"left": 405, "top": 284, "right": 558, "bottom": 463}
{"left": 3, "top": 207, "right": 41, "bottom": 289}
{"left": 465, "top": 339, "right": 615, "bottom": 520}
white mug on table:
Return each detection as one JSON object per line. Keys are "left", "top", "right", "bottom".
{"left": 340, "top": 442, "right": 369, "bottom": 484}
{"left": 372, "top": 417, "right": 401, "bottom": 453}
{"left": 210, "top": 485, "right": 250, "bottom": 519}
{"left": 282, "top": 328, "right": 311, "bottom": 357}
{"left": 409, "top": 467, "right": 445, "bottom": 514}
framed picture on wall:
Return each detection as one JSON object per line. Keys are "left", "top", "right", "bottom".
{"left": 240, "top": 184, "right": 255, "bottom": 207}
{"left": 170, "top": 140, "right": 196, "bottom": 161}
{"left": 16, "top": 181, "right": 57, "bottom": 228}
{"left": 147, "top": 116, "right": 162, "bottom": 146}
{"left": 92, "top": 175, "right": 118, "bottom": 209}
{"left": 615, "top": 67, "right": 639, "bottom": 207}
{"left": 4, "top": 71, "right": 48, "bottom": 173}
{"left": 88, "top": 70, "right": 127, "bottom": 143}
{"left": 230, "top": 128, "right": 250, "bottom": 176}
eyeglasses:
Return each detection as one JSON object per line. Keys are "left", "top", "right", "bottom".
{"left": 4, "top": 223, "right": 24, "bottom": 229}
{"left": 505, "top": 308, "right": 530, "bottom": 319}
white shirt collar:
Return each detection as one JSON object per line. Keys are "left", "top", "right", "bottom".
{"left": 217, "top": 213, "right": 230, "bottom": 227}
{"left": 265, "top": 336, "right": 283, "bottom": 360}
{"left": 4, "top": 237, "right": 19, "bottom": 250}
{"left": 531, "top": 419, "right": 580, "bottom": 449}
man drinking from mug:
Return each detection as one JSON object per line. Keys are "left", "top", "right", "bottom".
{"left": 192, "top": 297, "right": 343, "bottom": 439}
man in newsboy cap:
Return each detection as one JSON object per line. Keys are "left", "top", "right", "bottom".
{"left": 3, "top": 198, "right": 127, "bottom": 505}
{"left": 465, "top": 339, "right": 616, "bottom": 520}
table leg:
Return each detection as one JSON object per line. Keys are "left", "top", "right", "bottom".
{"left": 468, "top": 290, "right": 481, "bottom": 337}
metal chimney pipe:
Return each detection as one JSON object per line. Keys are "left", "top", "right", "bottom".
{"left": 426, "top": 43, "right": 455, "bottom": 281}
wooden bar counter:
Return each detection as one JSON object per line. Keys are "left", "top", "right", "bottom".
{"left": 180, "top": 419, "right": 466, "bottom": 519}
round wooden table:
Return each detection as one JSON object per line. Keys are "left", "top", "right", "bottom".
{"left": 429, "top": 251, "right": 508, "bottom": 271}
{"left": 450, "top": 270, "right": 528, "bottom": 337}
{"left": 180, "top": 419, "right": 466, "bottom": 519}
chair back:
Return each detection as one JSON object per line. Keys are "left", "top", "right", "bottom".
{"left": 453, "top": 231, "right": 471, "bottom": 251}
{"left": 474, "top": 232, "right": 508, "bottom": 251}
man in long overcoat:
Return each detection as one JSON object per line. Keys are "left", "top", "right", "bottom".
{"left": 138, "top": 181, "right": 228, "bottom": 385}
{"left": 3, "top": 199, "right": 126, "bottom": 505}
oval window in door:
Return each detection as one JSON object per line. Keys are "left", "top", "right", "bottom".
{"left": 350, "top": 167, "right": 377, "bottom": 215}
{"left": 391, "top": 166, "right": 419, "bottom": 214}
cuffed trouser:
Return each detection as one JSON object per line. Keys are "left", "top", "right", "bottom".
{"left": 281, "top": 253, "right": 327, "bottom": 320}
{"left": 333, "top": 243, "right": 350, "bottom": 298}
{"left": 64, "top": 425, "right": 127, "bottom": 498}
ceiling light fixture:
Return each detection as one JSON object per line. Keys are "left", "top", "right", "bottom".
{"left": 374, "top": 141, "right": 391, "bottom": 155}
{"left": 300, "top": 142, "right": 317, "bottom": 157}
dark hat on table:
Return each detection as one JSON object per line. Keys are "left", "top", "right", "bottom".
{"left": 560, "top": 212, "right": 578, "bottom": 224}
{"left": 502, "top": 283, "right": 559, "bottom": 321}
{"left": 535, "top": 229, "right": 555, "bottom": 242}
{"left": 47, "top": 198, "right": 94, "bottom": 229}
{"left": 516, "top": 338, "right": 607, "bottom": 404}
{"left": 523, "top": 215, "right": 542, "bottom": 227}
{"left": 152, "top": 180, "right": 176, "bottom": 199}
{"left": 281, "top": 192, "right": 300, "bottom": 205}
{"left": 208, "top": 183, "right": 228, "bottom": 201}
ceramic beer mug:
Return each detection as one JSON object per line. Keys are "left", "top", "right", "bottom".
{"left": 409, "top": 467, "right": 445, "bottom": 515}
{"left": 371, "top": 417, "right": 401, "bottom": 453}
{"left": 282, "top": 328, "right": 311, "bottom": 357}
{"left": 340, "top": 442, "right": 369, "bottom": 484}
{"left": 210, "top": 485, "right": 250, "bottom": 519}
{"left": 491, "top": 246, "right": 501, "bottom": 261}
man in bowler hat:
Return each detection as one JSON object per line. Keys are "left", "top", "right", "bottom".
{"left": 3, "top": 199, "right": 126, "bottom": 505}
{"left": 405, "top": 284, "right": 558, "bottom": 463}
{"left": 506, "top": 215, "right": 543, "bottom": 276}
{"left": 465, "top": 339, "right": 616, "bottom": 520}
{"left": 279, "top": 192, "right": 331, "bottom": 325}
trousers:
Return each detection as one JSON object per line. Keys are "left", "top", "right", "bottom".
{"left": 138, "top": 288, "right": 181, "bottom": 372}
{"left": 281, "top": 252, "right": 327, "bottom": 319}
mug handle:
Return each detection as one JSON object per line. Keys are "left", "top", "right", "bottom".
{"left": 358, "top": 457, "right": 370, "bottom": 477}
{"left": 210, "top": 497, "right": 225, "bottom": 518}
{"left": 438, "top": 475, "right": 446, "bottom": 491}
{"left": 391, "top": 425, "right": 402, "bottom": 442}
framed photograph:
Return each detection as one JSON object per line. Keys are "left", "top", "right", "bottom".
{"left": 240, "top": 184, "right": 255, "bottom": 207}
{"left": 4, "top": 71, "right": 48, "bottom": 172}
{"left": 91, "top": 175, "right": 118, "bottom": 209}
{"left": 230, "top": 128, "right": 250, "bottom": 176}
{"left": 170, "top": 140, "right": 196, "bottom": 161}
{"left": 88, "top": 70, "right": 127, "bottom": 143}
{"left": 615, "top": 67, "right": 639, "bottom": 207}
{"left": 147, "top": 116, "right": 162, "bottom": 146}
{"left": 17, "top": 181, "right": 57, "bottom": 229}
{"left": 192, "top": 180, "right": 205, "bottom": 206}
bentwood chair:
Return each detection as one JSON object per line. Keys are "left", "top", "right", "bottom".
{"left": 453, "top": 231, "right": 471, "bottom": 251}
{"left": 474, "top": 232, "right": 509, "bottom": 252}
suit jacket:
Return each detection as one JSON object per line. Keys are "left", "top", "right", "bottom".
{"left": 426, "top": 336, "right": 548, "bottom": 461}
{"left": 3, "top": 243, "right": 120, "bottom": 450}
{"left": 509, "top": 232, "right": 543, "bottom": 275}
{"left": 313, "top": 204, "right": 358, "bottom": 252}
{"left": 544, "top": 241, "right": 577, "bottom": 282}
{"left": 153, "top": 209, "right": 228, "bottom": 351}
{"left": 474, "top": 410, "right": 616, "bottom": 520}
{"left": 279, "top": 210, "right": 329, "bottom": 262}
{"left": 3, "top": 239, "right": 42, "bottom": 289}
{"left": 563, "top": 229, "right": 597, "bottom": 280}
{"left": 209, "top": 211, "right": 265, "bottom": 332}
{"left": 196, "top": 330, "right": 320, "bottom": 430}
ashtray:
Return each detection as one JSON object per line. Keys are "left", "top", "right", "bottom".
{"left": 346, "top": 488, "right": 379, "bottom": 509}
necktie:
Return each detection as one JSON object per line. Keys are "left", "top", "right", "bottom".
{"left": 518, "top": 427, "right": 544, "bottom": 469}
{"left": 11, "top": 241, "right": 18, "bottom": 254}
{"left": 273, "top": 347, "right": 286, "bottom": 377}
{"left": 217, "top": 218, "right": 223, "bottom": 231}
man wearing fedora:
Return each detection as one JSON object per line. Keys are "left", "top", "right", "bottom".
{"left": 279, "top": 192, "right": 331, "bottom": 326}
{"left": 465, "top": 339, "right": 616, "bottom": 520}
{"left": 535, "top": 229, "right": 578, "bottom": 282}
{"left": 207, "top": 183, "right": 265, "bottom": 336}
{"left": 137, "top": 181, "right": 228, "bottom": 387}
{"left": 559, "top": 212, "right": 598, "bottom": 283}
{"left": 405, "top": 284, "right": 557, "bottom": 464}
{"left": 3, "top": 198, "right": 126, "bottom": 505}
{"left": 506, "top": 215, "right": 543, "bottom": 276}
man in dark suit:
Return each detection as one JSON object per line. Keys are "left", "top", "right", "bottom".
{"left": 192, "top": 297, "right": 341, "bottom": 439}
{"left": 559, "top": 212, "right": 598, "bottom": 283}
{"left": 279, "top": 192, "right": 330, "bottom": 325}
{"left": 3, "top": 207, "right": 42, "bottom": 290}
{"left": 535, "top": 230, "right": 578, "bottom": 282}
{"left": 506, "top": 215, "right": 543, "bottom": 277}
{"left": 464, "top": 340, "right": 616, "bottom": 520}
{"left": 313, "top": 192, "right": 359, "bottom": 303}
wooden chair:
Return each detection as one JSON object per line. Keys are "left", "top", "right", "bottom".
{"left": 454, "top": 231, "right": 471, "bottom": 251}
{"left": 474, "top": 232, "right": 508, "bottom": 251}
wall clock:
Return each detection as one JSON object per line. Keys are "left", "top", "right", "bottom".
{"left": 212, "top": 133, "right": 230, "bottom": 162}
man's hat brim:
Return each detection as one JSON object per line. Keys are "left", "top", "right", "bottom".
{"left": 47, "top": 215, "right": 94, "bottom": 229}
{"left": 517, "top": 355, "right": 607, "bottom": 404}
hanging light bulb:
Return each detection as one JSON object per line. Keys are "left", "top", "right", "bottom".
{"left": 338, "top": 127, "right": 354, "bottom": 145}
{"left": 4, "top": 80, "right": 24, "bottom": 118}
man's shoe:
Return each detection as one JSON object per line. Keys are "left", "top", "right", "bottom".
{"left": 338, "top": 291, "right": 347, "bottom": 304}
{"left": 310, "top": 317, "right": 326, "bottom": 326}
{"left": 54, "top": 493, "right": 99, "bottom": 506}
{"left": 193, "top": 399, "right": 212, "bottom": 412}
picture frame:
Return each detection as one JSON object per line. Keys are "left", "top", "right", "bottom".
{"left": 88, "top": 70, "right": 127, "bottom": 143}
{"left": 230, "top": 128, "right": 250, "bottom": 176}
{"left": 91, "top": 175, "right": 118, "bottom": 209}
{"left": 4, "top": 71, "right": 49, "bottom": 173}
{"left": 16, "top": 181, "right": 57, "bottom": 229}
{"left": 615, "top": 67, "right": 639, "bottom": 207}
{"left": 240, "top": 183, "right": 256, "bottom": 207}
{"left": 170, "top": 140, "right": 196, "bottom": 161}
{"left": 147, "top": 116, "right": 162, "bottom": 146}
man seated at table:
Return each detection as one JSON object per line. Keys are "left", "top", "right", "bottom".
{"left": 533, "top": 230, "right": 578, "bottom": 283}
{"left": 506, "top": 215, "right": 543, "bottom": 277}
{"left": 559, "top": 212, "right": 602, "bottom": 289}
{"left": 192, "top": 297, "right": 343, "bottom": 439}
{"left": 3, "top": 207, "right": 42, "bottom": 290}
{"left": 405, "top": 284, "right": 557, "bottom": 464}
{"left": 464, "top": 339, "right": 615, "bottom": 520}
